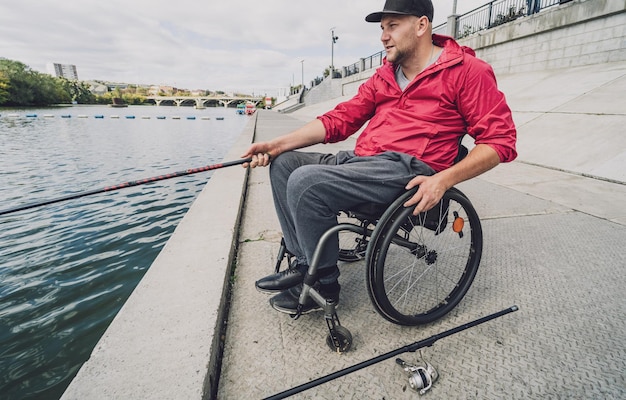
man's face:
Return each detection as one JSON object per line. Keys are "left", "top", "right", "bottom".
{"left": 379, "top": 15, "right": 422, "bottom": 65}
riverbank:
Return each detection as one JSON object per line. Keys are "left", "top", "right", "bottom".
{"left": 62, "top": 60, "right": 626, "bottom": 399}
{"left": 60, "top": 114, "right": 255, "bottom": 399}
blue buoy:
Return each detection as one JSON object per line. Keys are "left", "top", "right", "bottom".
{"left": 125, "top": 115, "right": 135, "bottom": 119}
{"left": 95, "top": 115, "right": 104, "bottom": 119}
{"left": 156, "top": 116, "right": 166, "bottom": 120}
{"left": 186, "top": 116, "right": 196, "bottom": 120}
{"left": 61, "top": 115, "right": 71, "bottom": 118}
{"left": 26, "top": 114, "right": 37, "bottom": 118}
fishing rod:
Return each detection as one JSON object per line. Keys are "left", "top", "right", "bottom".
{"left": 264, "top": 305, "right": 519, "bottom": 400}
{"left": 0, "top": 157, "right": 252, "bottom": 217}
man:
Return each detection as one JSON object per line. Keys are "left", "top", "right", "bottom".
{"left": 527, "top": 0, "right": 541, "bottom": 15}
{"left": 241, "top": 0, "right": 517, "bottom": 315}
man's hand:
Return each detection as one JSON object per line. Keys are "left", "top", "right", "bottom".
{"left": 404, "top": 144, "right": 501, "bottom": 214}
{"left": 241, "top": 143, "right": 273, "bottom": 168}
{"left": 240, "top": 119, "right": 327, "bottom": 169}
{"left": 403, "top": 174, "right": 450, "bottom": 215}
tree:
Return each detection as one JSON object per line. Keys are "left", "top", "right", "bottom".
{"left": 0, "top": 58, "right": 36, "bottom": 105}
{"left": 0, "top": 58, "right": 72, "bottom": 106}
{"left": 0, "top": 70, "right": 9, "bottom": 105}
{"left": 58, "top": 77, "right": 96, "bottom": 104}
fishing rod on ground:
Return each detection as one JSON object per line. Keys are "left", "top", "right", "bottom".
{"left": 0, "top": 157, "right": 253, "bottom": 217}
{"left": 263, "top": 305, "right": 519, "bottom": 400}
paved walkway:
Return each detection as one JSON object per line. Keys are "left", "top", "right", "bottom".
{"left": 62, "top": 61, "right": 626, "bottom": 399}
{"left": 217, "top": 109, "right": 626, "bottom": 399}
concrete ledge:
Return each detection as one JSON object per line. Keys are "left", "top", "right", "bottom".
{"left": 61, "top": 115, "right": 256, "bottom": 400}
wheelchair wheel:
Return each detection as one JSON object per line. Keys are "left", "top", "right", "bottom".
{"left": 326, "top": 325, "right": 353, "bottom": 353}
{"left": 337, "top": 212, "right": 371, "bottom": 262}
{"left": 366, "top": 187, "right": 482, "bottom": 326}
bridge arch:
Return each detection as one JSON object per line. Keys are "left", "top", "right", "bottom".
{"left": 178, "top": 98, "right": 196, "bottom": 107}
{"left": 147, "top": 95, "right": 264, "bottom": 107}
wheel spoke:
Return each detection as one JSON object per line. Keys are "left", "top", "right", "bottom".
{"left": 369, "top": 188, "right": 483, "bottom": 325}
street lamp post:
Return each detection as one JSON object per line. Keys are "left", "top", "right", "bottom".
{"left": 300, "top": 59, "right": 304, "bottom": 89}
{"left": 331, "top": 28, "right": 339, "bottom": 76}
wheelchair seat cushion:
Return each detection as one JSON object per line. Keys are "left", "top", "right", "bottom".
{"left": 346, "top": 202, "right": 388, "bottom": 220}
{"left": 345, "top": 197, "right": 449, "bottom": 234}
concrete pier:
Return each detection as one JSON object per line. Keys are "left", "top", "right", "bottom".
{"left": 62, "top": 2, "right": 626, "bottom": 397}
{"left": 63, "top": 59, "right": 626, "bottom": 399}
{"left": 217, "top": 63, "right": 626, "bottom": 397}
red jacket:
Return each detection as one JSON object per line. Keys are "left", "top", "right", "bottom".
{"left": 318, "top": 35, "right": 517, "bottom": 172}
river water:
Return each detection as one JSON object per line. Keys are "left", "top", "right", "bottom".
{"left": 0, "top": 105, "right": 250, "bottom": 399}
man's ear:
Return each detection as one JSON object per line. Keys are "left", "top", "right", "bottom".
{"left": 415, "top": 15, "right": 430, "bottom": 38}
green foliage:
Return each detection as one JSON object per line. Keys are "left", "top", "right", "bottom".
{"left": 0, "top": 58, "right": 140, "bottom": 106}
{"left": 490, "top": 6, "right": 525, "bottom": 28}
{"left": 121, "top": 93, "right": 146, "bottom": 105}
{"left": 57, "top": 77, "right": 96, "bottom": 104}
{"left": 0, "top": 70, "right": 9, "bottom": 104}
{"left": 458, "top": 25, "right": 477, "bottom": 39}
{"left": 0, "top": 58, "right": 71, "bottom": 106}
{"left": 90, "top": 90, "right": 147, "bottom": 105}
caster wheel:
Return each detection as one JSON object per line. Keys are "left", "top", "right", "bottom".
{"left": 326, "top": 325, "right": 353, "bottom": 353}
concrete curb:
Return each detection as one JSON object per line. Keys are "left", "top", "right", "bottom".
{"left": 61, "top": 114, "right": 256, "bottom": 400}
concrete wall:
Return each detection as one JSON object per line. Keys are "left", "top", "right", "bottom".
{"left": 302, "top": 0, "right": 625, "bottom": 103}
{"left": 339, "top": 67, "right": 377, "bottom": 98}
{"left": 462, "top": 0, "right": 626, "bottom": 73}
{"left": 303, "top": 66, "right": 375, "bottom": 107}
{"left": 303, "top": 76, "right": 343, "bottom": 106}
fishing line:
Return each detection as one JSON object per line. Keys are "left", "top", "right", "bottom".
{"left": 0, "top": 158, "right": 252, "bottom": 216}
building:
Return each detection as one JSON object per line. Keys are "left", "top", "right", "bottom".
{"left": 84, "top": 81, "right": 108, "bottom": 96}
{"left": 47, "top": 63, "right": 78, "bottom": 80}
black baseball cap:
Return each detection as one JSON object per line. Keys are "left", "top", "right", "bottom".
{"left": 365, "top": 0, "right": 434, "bottom": 23}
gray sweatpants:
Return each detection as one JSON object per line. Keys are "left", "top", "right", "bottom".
{"left": 269, "top": 150, "right": 435, "bottom": 283}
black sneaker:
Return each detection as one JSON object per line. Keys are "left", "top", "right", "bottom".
{"left": 270, "top": 282, "right": 340, "bottom": 315}
{"left": 255, "top": 262, "right": 308, "bottom": 294}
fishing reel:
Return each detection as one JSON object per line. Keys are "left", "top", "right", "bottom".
{"left": 396, "top": 357, "right": 439, "bottom": 395}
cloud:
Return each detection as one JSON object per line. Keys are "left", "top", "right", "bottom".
{"left": 0, "top": 0, "right": 486, "bottom": 95}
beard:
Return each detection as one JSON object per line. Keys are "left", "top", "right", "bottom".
{"left": 386, "top": 46, "right": 408, "bottom": 65}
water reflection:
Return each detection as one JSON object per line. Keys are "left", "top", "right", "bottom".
{"left": 0, "top": 105, "right": 248, "bottom": 399}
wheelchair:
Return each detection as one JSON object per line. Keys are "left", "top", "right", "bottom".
{"left": 272, "top": 143, "right": 482, "bottom": 353}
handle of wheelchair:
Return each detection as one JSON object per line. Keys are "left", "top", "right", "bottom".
{"left": 263, "top": 305, "right": 519, "bottom": 399}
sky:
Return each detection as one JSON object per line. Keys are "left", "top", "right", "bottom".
{"left": 0, "top": 0, "right": 487, "bottom": 97}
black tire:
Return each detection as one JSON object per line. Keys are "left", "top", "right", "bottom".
{"left": 326, "top": 325, "right": 353, "bottom": 353}
{"left": 366, "top": 187, "right": 482, "bottom": 326}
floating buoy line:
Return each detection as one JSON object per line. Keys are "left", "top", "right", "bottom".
{"left": 0, "top": 113, "right": 224, "bottom": 120}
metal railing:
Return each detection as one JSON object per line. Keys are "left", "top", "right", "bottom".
{"left": 334, "top": 0, "right": 564, "bottom": 79}
{"left": 344, "top": 50, "right": 385, "bottom": 78}
{"left": 456, "top": 0, "right": 561, "bottom": 38}
{"left": 433, "top": 23, "right": 447, "bottom": 36}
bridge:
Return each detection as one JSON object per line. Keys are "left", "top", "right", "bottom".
{"left": 146, "top": 95, "right": 264, "bottom": 108}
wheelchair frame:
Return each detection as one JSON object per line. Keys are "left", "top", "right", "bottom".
{"left": 272, "top": 142, "right": 483, "bottom": 352}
